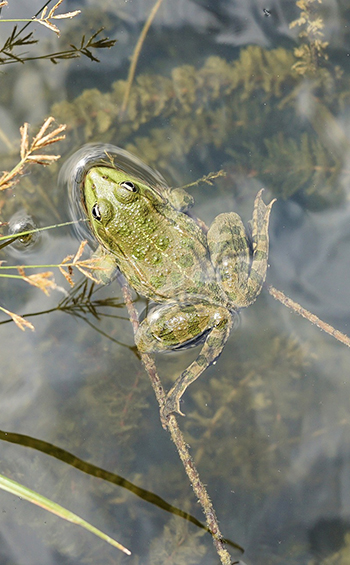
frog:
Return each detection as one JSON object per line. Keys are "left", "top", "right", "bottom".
{"left": 83, "top": 164, "right": 275, "bottom": 421}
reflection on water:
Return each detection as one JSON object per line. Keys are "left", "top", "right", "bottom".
{"left": 1, "top": 0, "right": 350, "bottom": 563}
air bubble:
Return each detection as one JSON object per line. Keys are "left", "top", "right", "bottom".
{"left": 6, "top": 209, "right": 41, "bottom": 256}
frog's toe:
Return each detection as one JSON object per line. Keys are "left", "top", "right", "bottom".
{"left": 160, "top": 393, "right": 185, "bottom": 424}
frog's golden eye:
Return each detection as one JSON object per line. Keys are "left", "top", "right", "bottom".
{"left": 120, "top": 181, "right": 137, "bottom": 192}
{"left": 91, "top": 203, "right": 102, "bottom": 221}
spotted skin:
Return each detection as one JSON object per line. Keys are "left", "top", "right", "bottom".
{"left": 83, "top": 166, "right": 275, "bottom": 420}
{"left": 208, "top": 191, "right": 274, "bottom": 307}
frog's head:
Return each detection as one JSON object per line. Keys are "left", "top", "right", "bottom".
{"left": 83, "top": 165, "right": 165, "bottom": 246}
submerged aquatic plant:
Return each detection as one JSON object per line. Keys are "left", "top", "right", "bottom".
{"left": 290, "top": 0, "right": 329, "bottom": 75}
{"left": 50, "top": 31, "right": 347, "bottom": 209}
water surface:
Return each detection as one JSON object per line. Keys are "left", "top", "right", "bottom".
{"left": 0, "top": 1, "right": 350, "bottom": 563}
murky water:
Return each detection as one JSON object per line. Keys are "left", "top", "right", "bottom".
{"left": 1, "top": 1, "right": 350, "bottom": 563}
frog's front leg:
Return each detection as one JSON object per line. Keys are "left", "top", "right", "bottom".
{"left": 91, "top": 245, "right": 119, "bottom": 284}
{"left": 135, "top": 302, "right": 233, "bottom": 419}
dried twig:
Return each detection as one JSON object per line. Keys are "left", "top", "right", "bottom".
{"left": 17, "top": 268, "right": 58, "bottom": 296}
{"left": 0, "top": 0, "right": 80, "bottom": 37}
{"left": 0, "top": 241, "right": 109, "bottom": 331}
{"left": 59, "top": 241, "right": 107, "bottom": 285}
{"left": 179, "top": 170, "right": 227, "bottom": 190}
{"left": 35, "top": 0, "right": 80, "bottom": 36}
{"left": 121, "top": 283, "right": 233, "bottom": 565}
{"left": 0, "top": 305, "right": 34, "bottom": 331}
{"left": 267, "top": 285, "right": 350, "bottom": 348}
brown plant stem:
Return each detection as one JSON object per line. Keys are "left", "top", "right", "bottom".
{"left": 121, "top": 283, "right": 233, "bottom": 565}
{"left": 267, "top": 285, "right": 350, "bottom": 348}
{"left": 121, "top": 0, "right": 164, "bottom": 115}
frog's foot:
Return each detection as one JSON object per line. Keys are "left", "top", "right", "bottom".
{"left": 135, "top": 303, "right": 232, "bottom": 427}
{"left": 160, "top": 391, "right": 186, "bottom": 427}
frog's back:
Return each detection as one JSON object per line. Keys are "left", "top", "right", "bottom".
{"left": 114, "top": 205, "right": 223, "bottom": 304}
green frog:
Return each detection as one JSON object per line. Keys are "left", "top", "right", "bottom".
{"left": 83, "top": 165, "right": 275, "bottom": 421}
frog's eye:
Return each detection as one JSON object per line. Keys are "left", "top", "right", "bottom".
{"left": 91, "top": 199, "right": 114, "bottom": 224}
{"left": 120, "top": 181, "right": 137, "bottom": 192}
{"left": 91, "top": 203, "right": 102, "bottom": 221}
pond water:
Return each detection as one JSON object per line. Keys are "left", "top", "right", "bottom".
{"left": 1, "top": 0, "right": 350, "bottom": 564}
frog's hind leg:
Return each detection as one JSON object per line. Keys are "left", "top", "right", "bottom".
{"left": 135, "top": 302, "right": 233, "bottom": 419}
{"left": 208, "top": 190, "right": 275, "bottom": 308}
{"left": 162, "top": 318, "right": 232, "bottom": 419}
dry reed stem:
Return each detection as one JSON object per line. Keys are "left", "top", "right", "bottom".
{"left": 0, "top": 117, "right": 66, "bottom": 191}
{"left": 17, "top": 268, "right": 58, "bottom": 296}
{"left": 36, "top": 0, "right": 81, "bottom": 36}
{"left": 0, "top": 306, "right": 35, "bottom": 331}
{"left": 121, "top": 0, "right": 164, "bottom": 114}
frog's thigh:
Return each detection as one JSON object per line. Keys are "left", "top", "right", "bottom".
{"left": 207, "top": 212, "right": 251, "bottom": 307}
{"left": 208, "top": 190, "right": 273, "bottom": 308}
{"left": 135, "top": 302, "right": 226, "bottom": 353}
